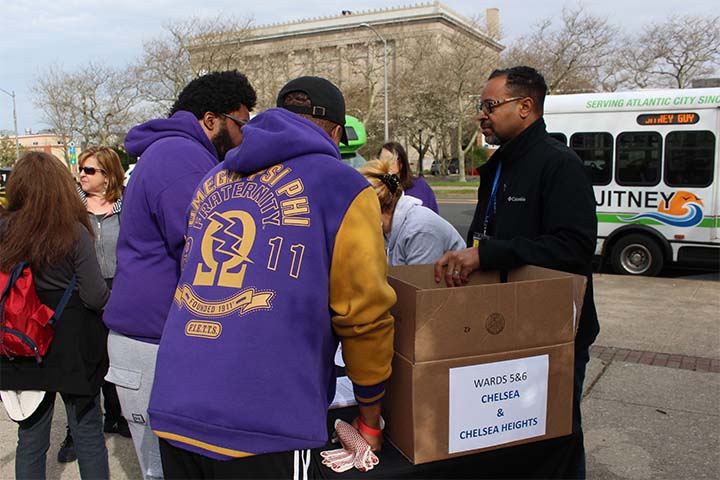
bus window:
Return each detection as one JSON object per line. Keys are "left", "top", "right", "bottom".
{"left": 616, "top": 132, "right": 662, "bottom": 186}
{"left": 570, "top": 132, "right": 613, "bottom": 186}
{"left": 664, "top": 131, "right": 715, "bottom": 188}
{"left": 549, "top": 133, "right": 567, "bottom": 144}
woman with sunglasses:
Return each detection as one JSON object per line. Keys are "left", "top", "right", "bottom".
{"left": 55, "top": 147, "right": 130, "bottom": 463}
{"left": 360, "top": 158, "right": 465, "bottom": 266}
{"left": 0, "top": 152, "right": 110, "bottom": 479}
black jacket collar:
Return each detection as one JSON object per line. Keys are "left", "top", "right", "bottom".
{"left": 486, "top": 117, "right": 547, "bottom": 170}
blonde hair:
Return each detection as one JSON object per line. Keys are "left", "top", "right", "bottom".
{"left": 79, "top": 146, "right": 124, "bottom": 202}
{"left": 359, "top": 158, "right": 403, "bottom": 213}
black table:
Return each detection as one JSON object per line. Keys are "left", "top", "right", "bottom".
{"left": 314, "top": 407, "right": 582, "bottom": 479}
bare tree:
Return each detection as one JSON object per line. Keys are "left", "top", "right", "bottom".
{"left": 32, "top": 63, "right": 142, "bottom": 149}
{"left": 431, "top": 22, "right": 494, "bottom": 182}
{"left": 344, "top": 39, "right": 388, "bottom": 129}
{"left": 133, "top": 15, "right": 255, "bottom": 117}
{"left": 390, "top": 21, "right": 494, "bottom": 181}
{"left": 503, "top": 6, "right": 619, "bottom": 93}
{"left": 389, "top": 36, "right": 448, "bottom": 173}
{"left": 625, "top": 15, "right": 720, "bottom": 88}
{"left": 0, "top": 137, "right": 23, "bottom": 167}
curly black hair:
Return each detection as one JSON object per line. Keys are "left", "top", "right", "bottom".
{"left": 170, "top": 70, "right": 257, "bottom": 118}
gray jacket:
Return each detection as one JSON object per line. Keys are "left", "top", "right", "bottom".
{"left": 385, "top": 194, "right": 465, "bottom": 266}
{"left": 79, "top": 187, "right": 122, "bottom": 280}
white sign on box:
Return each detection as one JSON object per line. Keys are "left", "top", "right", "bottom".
{"left": 448, "top": 354, "right": 549, "bottom": 453}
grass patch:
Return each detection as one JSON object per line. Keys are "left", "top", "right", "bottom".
{"left": 434, "top": 189, "right": 478, "bottom": 196}
{"left": 424, "top": 179, "right": 480, "bottom": 187}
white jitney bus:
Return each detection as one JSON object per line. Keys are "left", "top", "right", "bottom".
{"left": 544, "top": 88, "right": 720, "bottom": 276}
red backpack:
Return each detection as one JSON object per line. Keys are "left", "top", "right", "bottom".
{"left": 0, "top": 262, "right": 76, "bottom": 363}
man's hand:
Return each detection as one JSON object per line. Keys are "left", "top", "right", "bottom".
{"left": 434, "top": 248, "right": 481, "bottom": 287}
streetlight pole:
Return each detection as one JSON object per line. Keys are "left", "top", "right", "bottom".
{"left": 359, "top": 23, "right": 389, "bottom": 143}
{"left": 0, "top": 87, "right": 20, "bottom": 163}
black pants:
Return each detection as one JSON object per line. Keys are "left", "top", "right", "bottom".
{"left": 100, "top": 277, "right": 123, "bottom": 423}
{"left": 159, "top": 438, "right": 321, "bottom": 479}
{"left": 571, "top": 347, "right": 591, "bottom": 479}
{"left": 101, "top": 381, "right": 123, "bottom": 422}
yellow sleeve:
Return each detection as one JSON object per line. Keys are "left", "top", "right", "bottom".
{"left": 330, "top": 187, "right": 395, "bottom": 403}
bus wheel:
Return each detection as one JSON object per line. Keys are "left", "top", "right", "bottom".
{"left": 610, "top": 234, "right": 664, "bottom": 276}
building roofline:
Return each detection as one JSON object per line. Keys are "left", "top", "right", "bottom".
{"left": 191, "top": 1, "right": 502, "bottom": 52}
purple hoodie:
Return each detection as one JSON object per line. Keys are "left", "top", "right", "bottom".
{"left": 103, "top": 111, "right": 219, "bottom": 342}
{"left": 406, "top": 176, "right": 439, "bottom": 213}
{"left": 148, "top": 108, "right": 396, "bottom": 459}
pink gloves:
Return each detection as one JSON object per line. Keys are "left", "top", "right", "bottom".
{"left": 320, "top": 419, "right": 380, "bottom": 473}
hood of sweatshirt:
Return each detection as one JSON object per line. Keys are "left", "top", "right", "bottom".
{"left": 125, "top": 110, "right": 217, "bottom": 158}
{"left": 386, "top": 193, "right": 423, "bottom": 249}
{"left": 223, "top": 108, "right": 341, "bottom": 175}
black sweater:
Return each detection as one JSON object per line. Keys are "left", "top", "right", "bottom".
{"left": 468, "top": 118, "right": 599, "bottom": 351}
{"left": 1, "top": 223, "right": 110, "bottom": 414}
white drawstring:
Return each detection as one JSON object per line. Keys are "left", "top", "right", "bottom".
{"left": 293, "top": 450, "right": 299, "bottom": 480}
{"left": 302, "top": 449, "right": 311, "bottom": 480}
{"left": 293, "top": 449, "right": 310, "bottom": 480}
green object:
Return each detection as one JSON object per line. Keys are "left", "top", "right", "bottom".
{"left": 340, "top": 115, "right": 366, "bottom": 157}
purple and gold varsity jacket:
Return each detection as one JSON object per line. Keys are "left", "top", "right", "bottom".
{"left": 148, "top": 108, "right": 396, "bottom": 459}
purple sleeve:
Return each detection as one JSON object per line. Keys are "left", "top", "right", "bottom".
{"left": 154, "top": 171, "right": 207, "bottom": 262}
{"left": 407, "top": 177, "right": 439, "bottom": 214}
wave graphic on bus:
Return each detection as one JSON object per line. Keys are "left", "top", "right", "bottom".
{"left": 619, "top": 191, "right": 704, "bottom": 228}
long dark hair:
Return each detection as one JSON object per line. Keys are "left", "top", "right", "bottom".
{"left": 379, "top": 142, "right": 414, "bottom": 190}
{"left": 0, "top": 152, "right": 93, "bottom": 272}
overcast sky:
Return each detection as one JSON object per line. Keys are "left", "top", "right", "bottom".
{"left": 0, "top": 0, "right": 715, "bottom": 133}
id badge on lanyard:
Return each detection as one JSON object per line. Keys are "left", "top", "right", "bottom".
{"left": 472, "top": 162, "right": 501, "bottom": 248}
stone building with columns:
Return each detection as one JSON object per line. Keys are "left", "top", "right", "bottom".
{"left": 191, "top": 2, "right": 502, "bottom": 107}
{"left": 189, "top": 1, "right": 503, "bottom": 167}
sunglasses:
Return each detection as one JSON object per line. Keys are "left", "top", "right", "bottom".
{"left": 80, "top": 166, "right": 105, "bottom": 176}
{"left": 476, "top": 96, "right": 525, "bottom": 115}
{"left": 222, "top": 113, "right": 248, "bottom": 128}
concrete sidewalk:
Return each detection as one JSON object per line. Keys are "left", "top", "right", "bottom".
{"left": 1, "top": 274, "right": 718, "bottom": 479}
{"left": 583, "top": 274, "right": 719, "bottom": 479}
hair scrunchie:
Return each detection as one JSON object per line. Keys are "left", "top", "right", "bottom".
{"left": 380, "top": 174, "right": 401, "bottom": 194}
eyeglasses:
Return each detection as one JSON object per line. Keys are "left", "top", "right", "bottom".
{"left": 222, "top": 113, "right": 248, "bottom": 128}
{"left": 80, "top": 166, "right": 105, "bottom": 176}
{"left": 476, "top": 96, "right": 525, "bottom": 115}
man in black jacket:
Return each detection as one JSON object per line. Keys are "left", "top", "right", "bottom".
{"left": 435, "top": 66, "right": 599, "bottom": 478}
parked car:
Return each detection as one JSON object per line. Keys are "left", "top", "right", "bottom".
{"left": 431, "top": 159, "right": 459, "bottom": 175}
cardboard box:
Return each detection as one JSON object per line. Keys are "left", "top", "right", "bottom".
{"left": 383, "top": 264, "right": 586, "bottom": 465}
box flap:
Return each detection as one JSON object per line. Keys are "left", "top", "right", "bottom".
{"left": 386, "top": 276, "right": 418, "bottom": 361}
{"left": 388, "top": 265, "right": 578, "bottom": 363}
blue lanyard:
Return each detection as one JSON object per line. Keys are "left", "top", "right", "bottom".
{"left": 482, "top": 162, "right": 502, "bottom": 236}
